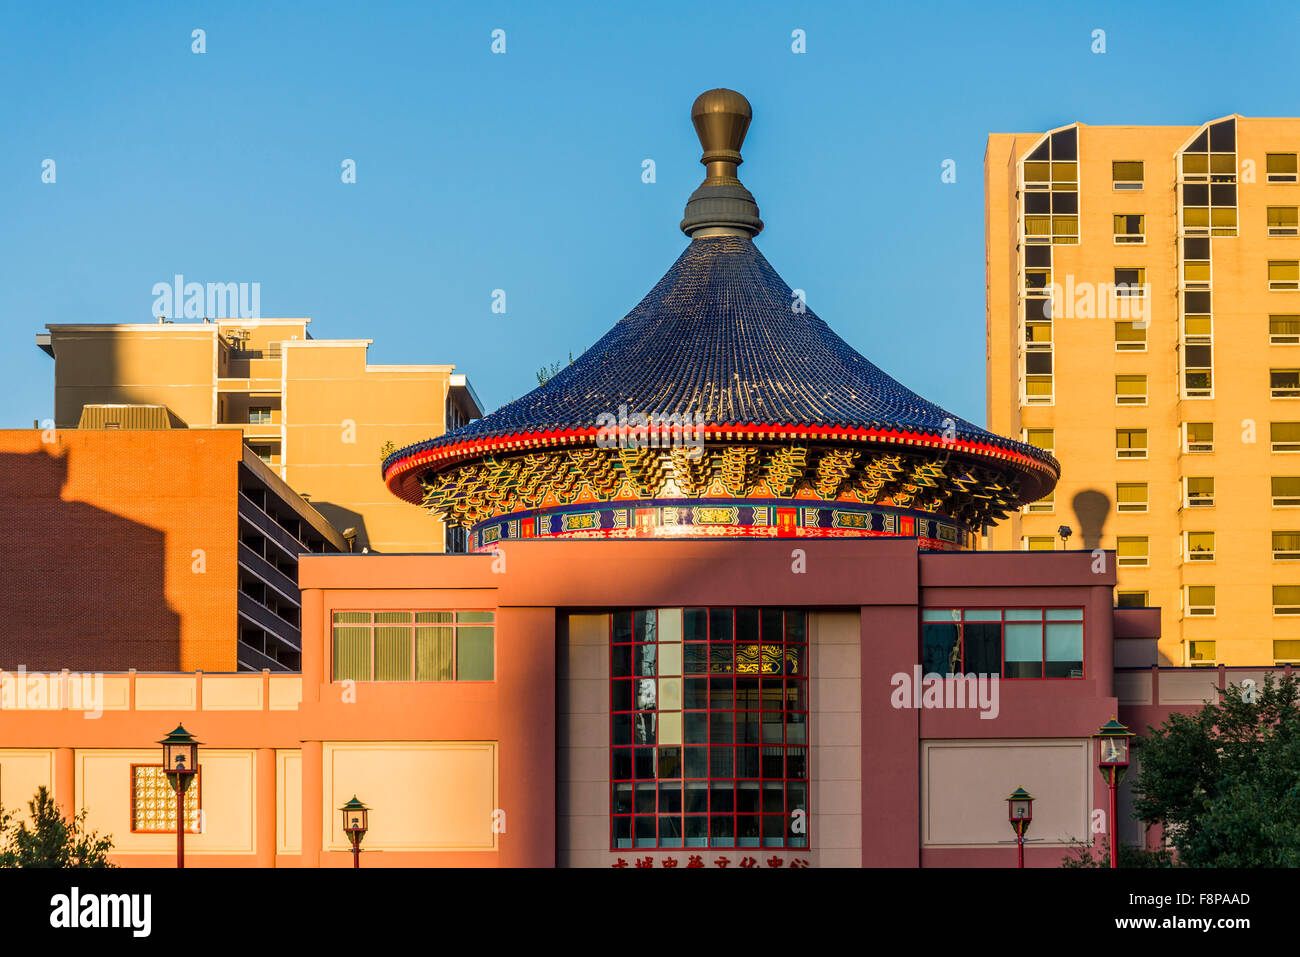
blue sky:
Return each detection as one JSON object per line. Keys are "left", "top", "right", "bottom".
{"left": 3, "top": 0, "right": 1297, "bottom": 428}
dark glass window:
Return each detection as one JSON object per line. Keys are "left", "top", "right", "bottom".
{"left": 920, "top": 608, "right": 1084, "bottom": 679}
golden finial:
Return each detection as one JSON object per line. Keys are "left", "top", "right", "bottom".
{"left": 681, "top": 89, "right": 763, "bottom": 238}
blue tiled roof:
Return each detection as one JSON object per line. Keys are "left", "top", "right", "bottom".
{"left": 386, "top": 235, "right": 1055, "bottom": 472}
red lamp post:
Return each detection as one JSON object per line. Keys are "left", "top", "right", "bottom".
{"left": 1006, "top": 786, "right": 1033, "bottom": 868}
{"left": 1095, "top": 717, "right": 1134, "bottom": 868}
{"left": 341, "top": 796, "right": 369, "bottom": 868}
{"left": 158, "top": 724, "right": 201, "bottom": 869}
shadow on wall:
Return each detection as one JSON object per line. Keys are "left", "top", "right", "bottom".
{"left": 310, "top": 502, "right": 368, "bottom": 551}
{"left": 1072, "top": 490, "right": 1111, "bottom": 551}
{"left": 0, "top": 447, "right": 182, "bottom": 671}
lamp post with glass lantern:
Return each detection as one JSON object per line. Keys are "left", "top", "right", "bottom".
{"left": 1095, "top": 717, "right": 1134, "bottom": 868}
{"left": 341, "top": 796, "right": 369, "bottom": 868}
{"left": 1006, "top": 786, "right": 1033, "bottom": 868}
{"left": 158, "top": 724, "right": 200, "bottom": 869}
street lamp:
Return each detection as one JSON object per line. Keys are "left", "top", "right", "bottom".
{"left": 158, "top": 724, "right": 200, "bottom": 869}
{"left": 1058, "top": 524, "right": 1073, "bottom": 547}
{"left": 1006, "top": 786, "right": 1033, "bottom": 868}
{"left": 1095, "top": 717, "right": 1134, "bottom": 868}
{"left": 340, "top": 795, "right": 369, "bottom": 868}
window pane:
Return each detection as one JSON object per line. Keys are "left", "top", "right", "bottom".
{"left": 963, "top": 623, "right": 1001, "bottom": 675}
{"left": 922, "top": 623, "right": 960, "bottom": 675}
{"left": 457, "top": 625, "right": 494, "bottom": 680}
{"left": 415, "top": 626, "right": 453, "bottom": 681}
{"left": 333, "top": 626, "right": 370, "bottom": 681}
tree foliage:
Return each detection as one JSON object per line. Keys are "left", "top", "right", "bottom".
{"left": 1131, "top": 673, "right": 1300, "bottom": 867}
{"left": 0, "top": 786, "right": 116, "bottom": 868}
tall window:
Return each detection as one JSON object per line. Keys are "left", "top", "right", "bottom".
{"left": 331, "top": 610, "right": 494, "bottom": 681}
{"left": 610, "top": 608, "right": 808, "bottom": 850}
{"left": 921, "top": 608, "right": 1084, "bottom": 679}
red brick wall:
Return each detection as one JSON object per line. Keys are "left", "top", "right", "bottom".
{"left": 0, "top": 429, "right": 239, "bottom": 672}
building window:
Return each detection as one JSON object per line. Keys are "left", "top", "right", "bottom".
{"left": 1116, "top": 537, "right": 1149, "bottom": 567}
{"left": 1273, "top": 422, "right": 1300, "bottom": 452}
{"left": 1186, "top": 586, "right": 1216, "bottom": 616}
{"left": 1274, "top": 639, "right": 1300, "bottom": 665}
{"left": 1116, "top": 374, "right": 1147, "bottom": 405}
{"left": 1023, "top": 536, "right": 1055, "bottom": 551}
{"left": 1184, "top": 422, "right": 1214, "bottom": 453}
{"left": 1273, "top": 477, "right": 1300, "bottom": 507}
{"left": 330, "top": 610, "right": 494, "bottom": 681}
{"left": 1114, "top": 214, "right": 1145, "bottom": 244}
{"left": 248, "top": 443, "right": 275, "bottom": 464}
{"left": 1271, "top": 369, "right": 1300, "bottom": 397}
{"left": 1117, "top": 428, "right": 1148, "bottom": 459}
{"left": 1115, "top": 320, "right": 1147, "bottom": 351}
{"left": 1024, "top": 428, "right": 1054, "bottom": 454}
{"left": 1185, "top": 477, "right": 1215, "bottom": 507}
{"left": 1267, "top": 153, "right": 1299, "bottom": 184}
{"left": 1273, "top": 531, "right": 1300, "bottom": 561}
{"left": 1181, "top": 120, "right": 1236, "bottom": 237}
{"left": 1269, "top": 207, "right": 1299, "bottom": 237}
{"left": 610, "top": 608, "right": 808, "bottom": 851}
{"left": 1275, "top": 586, "right": 1300, "bottom": 615}
{"left": 1114, "top": 267, "right": 1147, "bottom": 297}
{"left": 1116, "top": 591, "right": 1148, "bottom": 608}
{"left": 1116, "top": 483, "right": 1148, "bottom": 513}
{"left": 1186, "top": 531, "right": 1215, "bottom": 562}
{"left": 131, "top": 765, "right": 200, "bottom": 834}
{"left": 1113, "top": 161, "right": 1144, "bottom": 190}
{"left": 1022, "top": 127, "right": 1079, "bottom": 245}
{"left": 248, "top": 407, "right": 272, "bottom": 424}
{"left": 1025, "top": 490, "right": 1054, "bottom": 514}
{"left": 1269, "top": 261, "right": 1300, "bottom": 291}
{"left": 922, "top": 607, "right": 1084, "bottom": 679}
{"left": 1188, "top": 639, "right": 1217, "bottom": 665}
{"left": 1271, "top": 315, "right": 1300, "bottom": 344}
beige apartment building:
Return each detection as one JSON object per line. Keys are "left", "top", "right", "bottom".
{"left": 987, "top": 114, "right": 1300, "bottom": 667}
{"left": 37, "top": 318, "right": 481, "bottom": 553}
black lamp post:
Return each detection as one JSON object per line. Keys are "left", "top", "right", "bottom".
{"left": 341, "top": 795, "right": 369, "bottom": 868}
{"left": 158, "top": 724, "right": 200, "bottom": 869}
{"left": 1006, "top": 786, "right": 1033, "bottom": 868}
{"left": 1095, "top": 717, "right": 1134, "bottom": 868}
{"left": 1058, "top": 524, "right": 1073, "bottom": 547}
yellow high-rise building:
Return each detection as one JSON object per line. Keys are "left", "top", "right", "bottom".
{"left": 986, "top": 115, "right": 1300, "bottom": 667}
{"left": 36, "top": 318, "right": 481, "bottom": 553}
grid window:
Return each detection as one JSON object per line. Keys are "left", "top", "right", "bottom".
{"left": 1270, "top": 261, "right": 1300, "bottom": 291}
{"left": 1115, "top": 320, "right": 1147, "bottom": 351}
{"left": 1271, "top": 315, "right": 1300, "bottom": 344}
{"left": 1117, "top": 428, "right": 1148, "bottom": 459}
{"left": 330, "top": 610, "right": 494, "bottom": 681}
{"left": 1116, "top": 537, "right": 1149, "bottom": 567}
{"left": 1022, "top": 128, "right": 1079, "bottom": 245}
{"left": 1114, "top": 214, "right": 1145, "bottom": 243}
{"left": 1272, "top": 369, "right": 1300, "bottom": 397}
{"left": 1116, "top": 483, "right": 1148, "bottom": 513}
{"left": 248, "top": 406, "right": 272, "bottom": 424}
{"left": 1114, "top": 267, "right": 1147, "bottom": 297}
{"left": 1273, "top": 422, "right": 1300, "bottom": 452}
{"left": 1186, "top": 586, "right": 1216, "bottom": 616}
{"left": 1188, "top": 639, "right": 1217, "bottom": 665}
{"left": 1186, "top": 477, "right": 1215, "bottom": 507}
{"left": 1273, "top": 531, "right": 1300, "bottom": 561}
{"left": 1269, "top": 207, "right": 1299, "bottom": 237}
{"left": 1116, "top": 374, "right": 1147, "bottom": 405}
{"left": 1181, "top": 120, "right": 1236, "bottom": 237}
{"left": 1267, "top": 153, "right": 1299, "bottom": 184}
{"left": 1274, "top": 639, "right": 1300, "bottom": 665}
{"left": 1116, "top": 591, "right": 1148, "bottom": 608}
{"left": 131, "top": 765, "right": 200, "bottom": 834}
{"left": 1185, "top": 422, "right": 1214, "bottom": 453}
{"left": 1273, "top": 477, "right": 1300, "bottom": 507}
{"left": 1186, "top": 531, "right": 1215, "bottom": 562}
{"left": 922, "top": 607, "right": 1084, "bottom": 680}
{"left": 1112, "top": 161, "right": 1144, "bottom": 190}
{"left": 610, "top": 608, "right": 808, "bottom": 850}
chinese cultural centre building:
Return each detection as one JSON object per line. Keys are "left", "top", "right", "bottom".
{"left": 0, "top": 90, "right": 1286, "bottom": 867}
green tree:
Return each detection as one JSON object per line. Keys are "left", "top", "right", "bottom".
{"left": 536, "top": 352, "right": 573, "bottom": 386}
{"left": 379, "top": 440, "right": 396, "bottom": 464}
{"left": 1060, "top": 836, "right": 1175, "bottom": 868}
{"left": 0, "top": 786, "right": 116, "bottom": 868}
{"left": 1130, "top": 672, "right": 1300, "bottom": 867}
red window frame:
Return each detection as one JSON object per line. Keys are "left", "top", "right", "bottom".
{"left": 129, "top": 764, "right": 202, "bottom": 834}
{"left": 919, "top": 606, "right": 1087, "bottom": 679}
{"left": 608, "top": 607, "right": 810, "bottom": 851}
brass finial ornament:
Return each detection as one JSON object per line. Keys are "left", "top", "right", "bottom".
{"left": 680, "top": 89, "right": 764, "bottom": 238}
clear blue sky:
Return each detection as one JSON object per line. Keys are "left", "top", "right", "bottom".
{"left": 3, "top": 0, "right": 1297, "bottom": 429}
